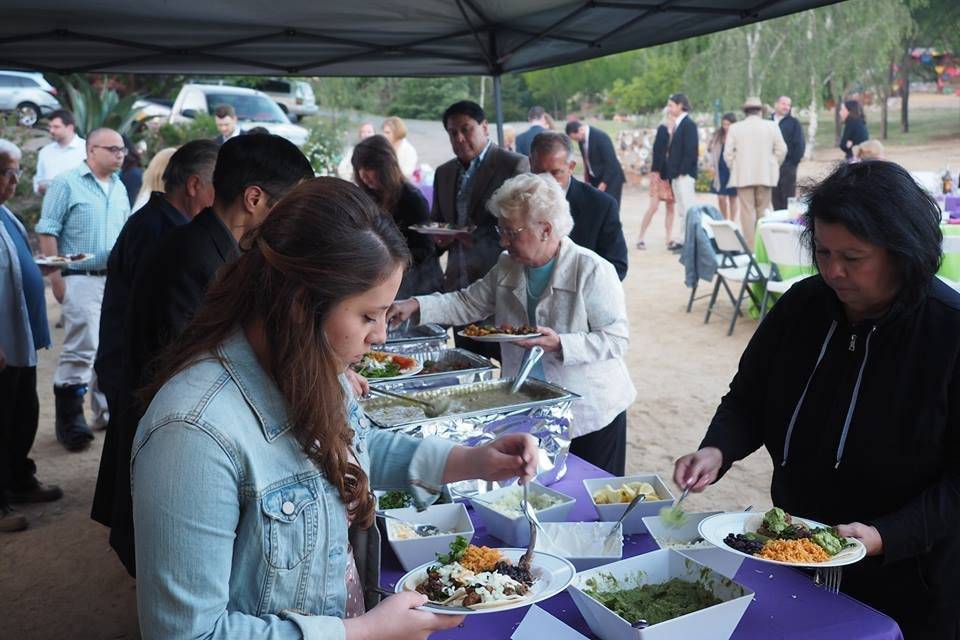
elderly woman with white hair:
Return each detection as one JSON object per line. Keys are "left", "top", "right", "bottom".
{"left": 389, "top": 172, "right": 636, "bottom": 474}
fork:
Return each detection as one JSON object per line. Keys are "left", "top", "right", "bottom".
{"left": 814, "top": 566, "right": 843, "bottom": 594}
{"left": 519, "top": 482, "right": 539, "bottom": 569}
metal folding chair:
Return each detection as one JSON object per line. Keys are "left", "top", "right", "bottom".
{"left": 703, "top": 220, "right": 768, "bottom": 336}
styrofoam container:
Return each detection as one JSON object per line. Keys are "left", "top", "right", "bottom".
{"left": 642, "top": 511, "right": 744, "bottom": 580}
{"left": 582, "top": 474, "right": 675, "bottom": 535}
{"left": 567, "top": 549, "right": 754, "bottom": 640}
{"left": 534, "top": 522, "right": 624, "bottom": 571}
{"left": 469, "top": 483, "right": 576, "bottom": 547}
{"left": 382, "top": 503, "right": 474, "bottom": 572}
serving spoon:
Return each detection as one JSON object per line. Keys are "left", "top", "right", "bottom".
{"left": 367, "top": 387, "right": 450, "bottom": 418}
{"left": 604, "top": 492, "right": 647, "bottom": 543}
{"left": 378, "top": 512, "right": 440, "bottom": 537}
{"left": 511, "top": 346, "right": 545, "bottom": 394}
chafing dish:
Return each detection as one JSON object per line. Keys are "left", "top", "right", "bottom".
{"left": 369, "top": 348, "right": 497, "bottom": 390}
{"left": 376, "top": 321, "right": 449, "bottom": 353}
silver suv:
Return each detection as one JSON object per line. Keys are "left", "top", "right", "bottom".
{"left": 0, "top": 71, "right": 61, "bottom": 126}
{"left": 250, "top": 79, "right": 318, "bottom": 122}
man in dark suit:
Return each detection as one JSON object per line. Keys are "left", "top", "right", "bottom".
{"left": 771, "top": 95, "right": 806, "bottom": 210}
{"left": 93, "top": 134, "right": 314, "bottom": 576}
{"left": 515, "top": 105, "right": 548, "bottom": 157}
{"left": 213, "top": 103, "right": 242, "bottom": 145}
{"left": 91, "top": 140, "right": 219, "bottom": 534}
{"left": 565, "top": 120, "right": 626, "bottom": 207}
{"left": 432, "top": 100, "right": 529, "bottom": 293}
{"left": 662, "top": 93, "right": 699, "bottom": 250}
{"left": 432, "top": 100, "right": 528, "bottom": 359}
{"left": 530, "top": 131, "right": 628, "bottom": 280}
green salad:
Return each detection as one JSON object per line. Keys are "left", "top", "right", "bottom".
{"left": 378, "top": 490, "right": 414, "bottom": 510}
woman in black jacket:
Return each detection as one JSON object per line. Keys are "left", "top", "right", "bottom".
{"left": 839, "top": 100, "right": 869, "bottom": 161}
{"left": 636, "top": 113, "right": 676, "bottom": 250}
{"left": 675, "top": 161, "right": 960, "bottom": 639}
{"left": 352, "top": 135, "right": 443, "bottom": 298}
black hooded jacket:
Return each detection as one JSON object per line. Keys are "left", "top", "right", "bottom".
{"left": 701, "top": 275, "right": 960, "bottom": 634}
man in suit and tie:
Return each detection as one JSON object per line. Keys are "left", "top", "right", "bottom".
{"left": 432, "top": 100, "right": 529, "bottom": 358}
{"left": 565, "top": 120, "right": 625, "bottom": 207}
{"left": 515, "top": 106, "right": 548, "bottom": 157}
{"left": 662, "top": 93, "right": 699, "bottom": 250}
{"left": 724, "top": 97, "right": 787, "bottom": 248}
{"left": 213, "top": 104, "right": 242, "bottom": 146}
{"left": 530, "top": 131, "right": 628, "bottom": 280}
{"left": 771, "top": 95, "right": 805, "bottom": 210}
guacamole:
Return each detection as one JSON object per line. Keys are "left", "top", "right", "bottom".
{"left": 584, "top": 577, "right": 722, "bottom": 626}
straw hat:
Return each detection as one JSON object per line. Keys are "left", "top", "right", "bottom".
{"left": 742, "top": 96, "right": 763, "bottom": 111}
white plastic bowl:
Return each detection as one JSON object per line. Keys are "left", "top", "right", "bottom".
{"left": 534, "top": 521, "right": 624, "bottom": 571}
{"left": 582, "top": 474, "right": 675, "bottom": 535}
{"left": 568, "top": 549, "right": 754, "bottom": 640}
{"left": 469, "top": 483, "right": 576, "bottom": 547}
{"left": 642, "top": 511, "right": 744, "bottom": 580}
{"left": 382, "top": 503, "right": 475, "bottom": 572}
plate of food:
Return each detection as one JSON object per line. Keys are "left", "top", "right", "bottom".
{"left": 409, "top": 223, "right": 476, "bottom": 237}
{"left": 698, "top": 507, "right": 866, "bottom": 568}
{"left": 457, "top": 324, "right": 542, "bottom": 343}
{"left": 34, "top": 253, "right": 92, "bottom": 266}
{"left": 353, "top": 352, "right": 423, "bottom": 380}
{"left": 394, "top": 536, "right": 576, "bottom": 615}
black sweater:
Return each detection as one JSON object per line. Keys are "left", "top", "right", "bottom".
{"left": 391, "top": 182, "right": 443, "bottom": 298}
{"left": 839, "top": 118, "right": 869, "bottom": 159}
{"left": 650, "top": 125, "right": 669, "bottom": 174}
{"left": 701, "top": 275, "right": 960, "bottom": 632}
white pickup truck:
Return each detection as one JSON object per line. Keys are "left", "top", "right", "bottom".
{"left": 169, "top": 83, "right": 309, "bottom": 146}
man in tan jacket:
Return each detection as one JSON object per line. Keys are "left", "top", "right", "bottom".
{"left": 724, "top": 97, "right": 787, "bottom": 248}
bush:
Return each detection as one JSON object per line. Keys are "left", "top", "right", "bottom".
{"left": 301, "top": 120, "right": 346, "bottom": 176}
{"left": 0, "top": 114, "right": 42, "bottom": 228}
{"left": 695, "top": 167, "right": 716, "bottom": 193}
{"left": 147, "top": 113, "right": 219, "bottom": 149}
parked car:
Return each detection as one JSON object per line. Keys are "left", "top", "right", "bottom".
{"left": 248, "top": 78, "right": 318, "bottom": 122}
{"left": 0, "top": 70, "right": 61, "bottom": 126}
{"left": 168, "top": 84, "right": 309, "bottom": 146}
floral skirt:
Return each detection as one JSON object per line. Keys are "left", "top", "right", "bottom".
{"left": 649, "top": 172, "right": 675, "bottom": 202}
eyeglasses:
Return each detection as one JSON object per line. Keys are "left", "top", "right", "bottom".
{"left": 0, "top": 168, "right": 22, "bottom": 180}
{"left": 495, "top": 225, "right": 526, "bottom": 241}
{"left": 92, "top": 145, "right": 128, "bottom": 156}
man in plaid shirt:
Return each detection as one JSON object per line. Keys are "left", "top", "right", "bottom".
{"left": 36, "top": 128, "right": 130, "bottom": 451}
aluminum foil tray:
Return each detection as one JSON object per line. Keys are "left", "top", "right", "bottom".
{"left": 369, "top": 348, "right": 497, "bottom": 390}
{"left": 361, "top": 378, "right": 579, "bottom": 430}
{"left": 377, "top": 322, "right": 449, "bottom": 352}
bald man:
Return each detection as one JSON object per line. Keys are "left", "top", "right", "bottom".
{"left": 36, "top": 127, "right": 131, "bottom": 451}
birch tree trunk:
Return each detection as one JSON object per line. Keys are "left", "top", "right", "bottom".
{"left": 805, "top": 10, "right": 818, "bottom": 160}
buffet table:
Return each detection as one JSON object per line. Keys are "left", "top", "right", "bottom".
{"left": 379, "top": 454, "right": 903, "bottom": 640}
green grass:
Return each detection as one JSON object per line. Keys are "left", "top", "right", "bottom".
{"left": 813, "top": 107, "right": 960, "bottom": 151}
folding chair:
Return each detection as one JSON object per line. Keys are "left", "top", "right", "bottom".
{"left": 758, "top": 222, "right": 813, "bottom": 319}
{"left": 939, "top": 235, "right": 960, "bottom": 292}
{"left": 684, "top": 213, "right": 744, "bottom": 313}
{"left": 703, "top": 220, "right": 768, "bottom": 335}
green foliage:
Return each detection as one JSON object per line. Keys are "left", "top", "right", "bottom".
{"left": 611, "top": 51, "right": 686, "bottom": 114}
{"left": 388, "top": 77, "right": 472, "bottom": 120}
{"left": 301, "top": 119, "right": 346, "bottom": 176}
{"left": 0, "top": 114, "right": 42, "bottom": 227}
{"left": 146, "top": 113, "right": 219, "bottom": 148}
{"left": 58, "top": 74, "right": 144, "bottom": 137}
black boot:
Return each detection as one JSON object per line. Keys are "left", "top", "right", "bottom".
{"left": 54, "top": 384, "right": 93, "bottom": 452}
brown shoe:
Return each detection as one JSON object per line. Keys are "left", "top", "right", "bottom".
{"left": 0, "top": 506, "right": 28, "bottom": 532}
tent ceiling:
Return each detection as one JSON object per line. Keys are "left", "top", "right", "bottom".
{"left": 0, "top": 0, "right": 840, "bottom": 77}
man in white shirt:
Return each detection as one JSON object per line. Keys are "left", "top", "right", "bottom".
{"left": 33, "top": 110, "right": 86, "bottom": 196}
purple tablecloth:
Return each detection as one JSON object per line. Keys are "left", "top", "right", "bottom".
{"left": 380, "top": 455, "right": 903, "bottom": 640}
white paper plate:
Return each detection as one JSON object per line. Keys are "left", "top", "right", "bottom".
{"left": 394, "top": 548, "right": 576, "bottom": 615}
{"left": 698, "top": 512, "right": 867, "bottom": 568}
{"left": 456, "top": 330, "right": 542, "bottom": 343}
{"left": 409, "top": 224, "right": 475, "bottom": 236}
{"left": 34, "top": 253, "right": 92, "bottom": 266}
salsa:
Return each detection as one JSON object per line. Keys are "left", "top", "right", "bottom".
{"left": 584, "top": 577, "right": 721, "bottom": 626}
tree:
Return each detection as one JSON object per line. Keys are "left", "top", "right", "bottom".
{"left": 610, "top": 49, "right": 685, "bottom": 114}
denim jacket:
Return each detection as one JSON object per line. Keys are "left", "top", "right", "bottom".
{"left": 131, "top": 331, "right": 456, "bottom": 640}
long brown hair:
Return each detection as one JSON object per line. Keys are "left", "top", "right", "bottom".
{"left": 143, "top": 177, "right": 411, "bottom": 528}
{"left": 710, "top": 112, "right": 737, "bottom": 147}
{"left": 351, "top": 134, "right": 406, "bottom": 213}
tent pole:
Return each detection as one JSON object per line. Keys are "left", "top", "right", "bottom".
{"left": 493, "top": 73, "right": 504, "bottom": 145}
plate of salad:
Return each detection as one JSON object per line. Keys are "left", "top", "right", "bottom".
{"left": 699, "top": 508, "right": 866, "bottom": 568}
{"left": 395, "top": 536, "right": 575, "bottom": 615}
{"left": 353, "top": 352, "right": 423, "bottom": 380}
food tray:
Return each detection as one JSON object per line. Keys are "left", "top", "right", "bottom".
{"left": 369, "top": 348, "right": 497, "bottom": 390}
{"left": 360, "top": 378, "right": 579, "bottom": 430}
{"left": 377, "top": 322, "right": 449, "bottom": 352}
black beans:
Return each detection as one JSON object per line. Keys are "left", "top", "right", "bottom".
{"left": 724, "top": 533, "right": 765, "bottom": 555}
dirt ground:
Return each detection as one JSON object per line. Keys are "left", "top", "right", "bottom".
{"left": 1, "top": 116, "right": 958, "bottom": 639}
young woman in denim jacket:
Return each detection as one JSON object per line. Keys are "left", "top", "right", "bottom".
{"left": 131, "top": 178, "right": 538, "bottom": 640}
